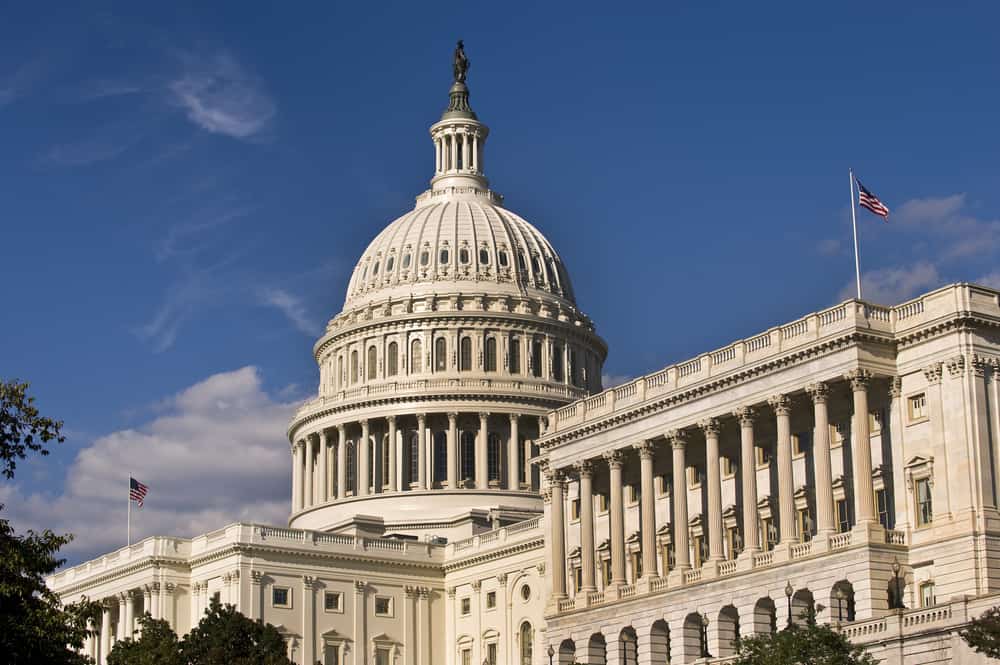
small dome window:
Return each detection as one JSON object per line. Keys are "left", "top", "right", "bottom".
{"left": 439, "top": 248, "right": 450, "bottom": 264}
{"left": 459, "top": 248, "right": 470, "bottom": 264}
{"left": 420, "top": 251, "right": 429, "bottom": 266}
{"left": 531, "top": 256, "right": 541, "bottom": 275}
{"left": 517, "top": 252, "right": 527, "bottom": 271}
{"left": 372, "top": 260, "right": 380, "bottom": 275}
{"left": 402, "top": 253, "right": 411, "bottom": 269}
{"left": 479, "top": 248, "right": 490, "bottom": 264}
{"left": 386, "top": 256, "right": 395, "bottom": 272}
{"left": 498, "top": 251, "right": 509, "bottom": 267}
{"left": 361, "top": 265, "right": 368, "bottom": 280}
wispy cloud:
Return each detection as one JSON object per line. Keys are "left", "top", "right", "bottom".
{"left": 134, "top": 266, "right": 224, "bottom": 353}
{"left": 259, "top": 288, "right": 322, "bottom": 337}
{"left": 894, "top": 193, "right": 1000, "bottom": 260}
{"left": 817, "top": 238, "right": 841, "bottom": 256}
{"left": 838, "top": 261, "right": 943, "bottom": 304}
{"left": 168, "top": 51, "right": 275, "bottom": 139}
{"left": 0, "top": 57, "right": 48, "bottom": 108}
{"left": 156, "top": 205, "right": 252, "bottom": 261}
{"left": 41, "top": 135, "right": 136, "bottom": 167}
{"left": 601, "top": 373, "right": 634, "bottom": 389}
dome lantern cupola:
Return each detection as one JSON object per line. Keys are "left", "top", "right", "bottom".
{"left": 429, "top": 40, "right": 490, "bottom": 192}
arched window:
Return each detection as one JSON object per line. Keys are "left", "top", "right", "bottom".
{"left": 460, "top": 431, "right": 476, "bottom": 483}
{"left": 410, "top": 339, "right": 422, "bottom": 373}
{"left": 337, "top": 355, "right": 344, "bottom": 389}
{"left": 386, "top": 255, "right": 394, "bottom": 272}
{"left": 519, "top": 622, "right": 533, "bottom": 665}
{"left": 459, "top": 248, "right": 470, "bottom": 264}
{"left": 517, "top": 252, "right": 527, "bottom": 271}
{"left": 402, "top": 252, "right": 411, "bottom": 269}
{"left": 367, "top": 347, "right": 377, "bottom": 380}
{"left": 488, "top": 433, "right": 502, "bottom": 482}
{"left": 434, "top": 431, "right": 447, "bottom": 484}
{"left": 499, "top": 250, "right": 509, "bottom": 267}
{"left": 439, "top": 248, "right": 450, "bottom": 264}
{"left": 531, "top": 339, "right": 542, "bottom": 378}
{"left": 350, "top": 350, "right": 359, "bottom": 384}
{"left": 420, "top": 250, "right": 429, "bottom": 266}
{"left": 509, "top": 337, "right": 520, "bottom": 374}
{"left": 484, "top": 337, "right": 497, "bottom": 372}
{"left": 387, "top": 342, "right": 398, "bottom": 377}
{"left": 372, "top": 260, "right": 379, "bottom": 275}
{"left": 531, "top": 256, "right": 541, "bottom": 275}
{"left": 435, "top": 338, "right": 447, "bottom": 371}
{"left": 460, "top": 337, "right": 472, "bottom": 371}
{"left": 552, "top": 344, "right": 564, "bottom": 382}
{"left": 479, "top": 248, "right": 490, "bottom": 264}
{"left": 409, "top": 431, "right": 420, "bottom": 485}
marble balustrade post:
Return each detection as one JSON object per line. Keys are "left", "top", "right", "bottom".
{"left": 770, "top": 394, "right": 796, "bottom": 543}
{"left": 701, "top": 419, "right": 725, "bottom": 561}
{"left": 735, "top": 407, "right": 760, "bottom": 553}
{"left": 807, "top": 383, "right": 836, "bottom": 535}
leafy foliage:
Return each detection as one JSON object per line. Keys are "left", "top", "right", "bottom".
{"left": 734, "top": 622, "right": 877, "bottom": 665}
{"left": 0, "top": 379, "right": 65, "bottom": 479}
{"left": 107, "top": 614, "right": 183, "bottom": 665}
{"left": 961, "top": 606, "right": 1000, "bottom": 659}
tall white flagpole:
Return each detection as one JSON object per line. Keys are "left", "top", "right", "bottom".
{"left": 127, "top": 476, "right": 131, "bottom": 547}
{"left": 849, "top": 168, "right": 863, "bottom": 299}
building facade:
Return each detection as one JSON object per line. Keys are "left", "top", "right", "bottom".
{"left": 49, "top": 51, "right": 1000, "bottom": 665}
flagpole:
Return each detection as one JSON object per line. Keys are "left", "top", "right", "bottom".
{"left": 849, "top": 168, "right": 862, "bottom": 299}
{"left": 127, "top": 476, "right": 131, "bottom": 547}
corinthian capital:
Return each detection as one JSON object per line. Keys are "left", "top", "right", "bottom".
{"left": 665, "top": 429, "right": 688, "bottom": 449}
{"left": 634, "top": 440, "right": 656, "bottom": 460}
{"left": 575, "top": 459, "right": 594, "bottom": 478}
{"left": 603, "top": 449, "right": 625, "bottom": 469}
{"left": 768, "top": 394, "right": 791, "bottom": 416}
{"left": 922, "top": 362, "right": 943, "bottom": 385}
{"left": 733, "top": 406, "right": 755, "bottom": 426}
{"left": 698, "top": 418, "right": 720, "bottom": 437}
{"left": 845, "top": 368, "right": 873, "bottom": 391}
{"left": 806, "top": 382, "right": 829, "bottom": 403}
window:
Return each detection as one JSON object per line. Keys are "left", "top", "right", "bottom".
{"left": 350, "top": 350, "right": 359, "bottom": 384}
{"left": 434, "top": 431, "right": 447, "bottom": 484}
{"left": 387, "top": 342, "right": 398, "bottom": 376}
{"left": 487, "top": 434, "right": 502, "bottom": 482}
{"left": 272, "top": 586, "right": 291, "bottom": 608}
{"left": 509, "top": 337, "right": 520, "bottom": 374}
{"left": 517, "top": 252, "right": 527, "bottom": 271}
{"left": 531, "top": 256, "right": 541, "bottom": 275}
{"left": 552, "top": 344, "right": 564, "bottom": 381}
{"left": 876, "top": 488, "right": 890, "bottom": 529}
{"left": 382, "top": 434, "right": 391, "bottom": 487}
{"left": 324, "top": 591, "right": 343, "bottom": 612}
{"left": 420, "top": 250, "right": 429, "bottom": 266}
{"left": 372, "top": 260, "right": 379, "bottom": 275}
{"left": 499, "top": 250, "right": 509, "bottom": 267}
{"left": 600, "top": 559, "right": 612, "bottom": 586}
{"left": 439, "top": 248, "right": 450, "bottom": 264}
{"left": 486, "top": 591, "right": 496, "bottom": 609}
{"left": 916, "top": 478, "right": 933, "bottom": 526}
{"left": 908, "top": 393, "right": 927, "bottom": 422}
{"left": 692, "top": 534, "right": 704, "bottom": 567}
{"left": 402, "top": 252, "right": 411, "bottom": 269}
{"left": 361, "top": 264, "right": 368, "bottom": 280}
{"left": 627, "top": 484, "right": 639, "bottom": 504}
{"left": 460, "top": 337, "right": 472, "bottom": 371}
{"left": 479, "top": 248, "right": 490, "bottom": 264}
{"left": 484, "top": 337, "right": 497, "bottom": 372}
{"left": 721, "top": 457, "right": 736, "bottom": 477}
{"left": 460, "top": 597, "right": 471, "bottom": 615}
{"left": 530, "top": 339, "right": 542, "bottom": 378}
{"left": 793, "top": 433, "right": 807, "bottom": 457}
{"left": 346, "top": 443, "right": 356, "bottom": 494}
{"left": 375, "top": 648, "right": 390, "bottom": 665}
{"left": 435, "top": 337, "right": 447, "bottom": 371}
{"left": 755, "top": 445, "right": 771, "bottom": 467}
{"left": 410, "top": 339, "right": 422, "bottom": 373}
{"left": 797, "top": 508, "right": 812, "bottom": 542}
{"left": 520, "top": 584, "right": 531, "bottom": 601}
{"left": 408, "top": 432, "right": 420, "bottom": 485}
{"left": 460, "top": 431, "right": 476, "bottom": 482}
{"left": 520, "top": 622, "right": 534, "bottom": 665}
{"left": 487, "top": 642, "right": 498, "bottom": 665}
{"left": 686, "top": 466, "right": 702, "bottom": 489}
{"left": 570, "top": 498, "right": 581, "bottom": 521}
{"left": 386, "top": 256, "right": 394, "bottom": 272}
{"left": 213, "top": 590, "right": 221, "bottom": 604}
{"left": 837, "top": 499, "right": 851, "bottom": 533}
{"left": 459, "top": 248, "right": 470, "bottom": 264}
{"left": 726, "top": 526, "right": 742, "bottom": 560}
{"left": 920, "top": 582, "right": 936, "bottom": 607}
{"left": 760, "top": 517, "right": 777, "bottom": 551}
{"left": 461, "top": 649, "right": 472, "bottom": 665}
{"left": 367, "top": 347, "right": 377, "bottom": 380}
{"left": 337, "top": 355, "right": 344, "bottom": 390}
{"left": 597, "top": 493, "right": 609, "bottom": 513}
{"left": 374, "top": 596, "right": 392, "bottom": 617}
{"left": 574, "top": 567, "right": 583, "bottom": 592}
{"left": 631, "top": 552, "right": 643, "bottom": 581}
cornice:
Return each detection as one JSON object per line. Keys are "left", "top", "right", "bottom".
{"left": 51, "top": 556, "right": 190, "bottom": 597}
{"left": 895, "top": 313, "right": 1000, "bottom": 349}
{"left": 442, "top": 537, "right": 544, "bottom": 573}
{"left": 186, "top": 543, "right": 443, "bottom": 573}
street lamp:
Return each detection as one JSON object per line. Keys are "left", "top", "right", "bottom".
{"left": 892, "top": 556, "right": 904, "bottom": 610}
{"left": 701, "top": 612, "right": 712, "bottom": 658}
{"left": 547, "top": 644, "right": 554, "bottom": 665}
{"left": 785, "top": 581, "right": 794, "bottom": 629}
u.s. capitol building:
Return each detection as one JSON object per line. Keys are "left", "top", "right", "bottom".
{"left": 50, "top": 48, "right": 1000, "bottom": 665}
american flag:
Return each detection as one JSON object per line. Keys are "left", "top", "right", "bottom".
{"left": 129, "top": 477, "right": 149, "bottom": 507}
{"left": 856, "top": 178, "right": 890, "bottom": 220}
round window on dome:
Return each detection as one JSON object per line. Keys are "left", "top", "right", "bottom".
{"left": 499, "top": 251, "right": 509, "bottom": 267}
{"left": 439, "top": 249, "right": 450, "bottom": 264}
{"left": 479, "top": 249, "right": 490, "bottom": 264}
{"left": 386, "top": 256, "right": 395, "bottom": 272}
{"left": 420, "top": 251, "right": 429, "bottom": 266}
{"left": 403, "top": 253, "right": 411, "bottom": 269}
{"left": 459, "top": 248, "right": 470, "bottom": 264}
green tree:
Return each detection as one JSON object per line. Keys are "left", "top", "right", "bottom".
{"left": 180, "top": 598, "right": 293, "bottom": 665}
{"left": 107, "top": 614, "right": 183, "bottom": 665}
{"left": 734, "top": 622, "right": 877, "bottom": 665}
{"left": 961, "top": 606, "right": 1000, "bottom": 659}
{"left": 0, "top": 378, "right": 100, "bottom": 664}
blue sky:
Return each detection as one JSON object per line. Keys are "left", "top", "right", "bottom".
{"left": 2, "top": 2, "right": 998, "bottom": 563}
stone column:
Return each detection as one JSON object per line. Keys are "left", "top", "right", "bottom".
{"left": 525, "top": 436, "right": 533, "bottom": 490}
{"left": 304, "top": 435, "right": 314, "bottom": 508}
{"left": 578, "top": 461, "right": 597, "bottom": 593}
{"left": 150, "top": 582, "right": 161, "bottom": 620}
{"left": 668, "top": 430, "right": 691, "bottom": 574}
{"left": 418, "top": 588, "right": 431, "bottom": 665}
{"left": 606, "top": 449, "right": 627, "bottom": 587}
{"left": 447, "top": 413, "right": 458, "bottom": 489}
{"left": 404, "top": 587, "right": 417, "bottom": 665}
{"left": 302, "top": 576, "right": 315, "bottom": 665}
{"left": 450, "top": 131, "right": 458, "bottom": 171}
{"left": 85, "top": 619, "right": 95, "bottom": 660}
{"left": 123, "top": 591, "right": 135, "bottom": 640}
{"left": 417, "top": 414, "right": 427, "bottom": 489}
{"left": 636, "top": 441, "right": 659, "bottom": 578}
{"left": 472, "top": 131, "right": 479, "bottom": 171}
{"left": 291, "top": 442, "right": 302, "bottom": 513}
{"left": 388, "top": 416, "right": 398, "bottom": 492}
{"left": 548, "top": 470, "right": 568, "bottom": 599}
{"left": 358, "top": 419, "right": 370, "bottom": 497}
{"left": 337, "top": 424, "right": 347, "bottom": 499}
{"left": 508, "top": 414, "right": 520, "bottom": 490}
{"left": 100, "top": 600, "right": 112, "bottom": 665}
{"left": 770, "top": 394, "right": 796, "bottom": 543}
{"left": 808, "top": 383, "right": 836, "bottom": 535}
{"left": 735, "top": 407, "right": 760, "bottom": 553}
{"left": 249, "top": 571, "right": 262, "bottom": 620}
{"left": 117, "top": 593, "right": 127, "bottom": 642}
{"left": 848, "top": 369, "right": 877, "bottom": 524}
{"left": 318, "top": 429, "right": 329, "bottom": 503}
{"left": 476, "top": 412, "right": 489, "bottom": 488}
{"left": 162, "top": 583, "right": 175, "bottom": 629}
{"left": 701, "top": 419, "right": 725, "bottom": 561}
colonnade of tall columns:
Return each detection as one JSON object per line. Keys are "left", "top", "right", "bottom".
{"left": 434, "top": 127, "right": 484, "bottom": 175}
{"left": 80, "top": 584, "right": 176, "bottom": 664}
{"left": 547, "top": 371, "right": 879, "bottom": 601}
{"left": 292, "top": 413, "right": 541, "bottom": 512}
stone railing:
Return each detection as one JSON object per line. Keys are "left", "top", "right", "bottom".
{"left": 446, "top": 516, "right": 543, "bottom": 558}
{"left": 718, "top": 560, "right": 738, "bottom": 577}
{"left": 830, "top": 532, "right": 853, "bottom": 550}
{"left": 884, "top": 529, "right": 906, "bottom": 545}
{"left": 557, "top": 597, "right": 576, "bottom": 612}
{"left": 790, "top": 541, "right": 813, "bottom": 559}
{"left": 546, "top": 283, "right": 1000, "bottom": 436}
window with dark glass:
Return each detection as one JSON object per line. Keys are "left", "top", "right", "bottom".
{"left": 509, "top": 337, "right": 520, "bottom": 374}
{"left": 386, "top": 256, "right": 394, "bottom": 272}
{"left": 461, "top": 431, "right": 476, "bottom": 482}
{"left": 499, "top": 251, "right": 509, "bottom": 267}
{"left": 531, "top": 339, "right": 542, "bottom": 377}
{"left": 439, "top": 248, "right": 449, "bottom": 264}
{"left": 459, "top": 248, "right": 470, "bottom": 264}
{"left": 435, "top": 338, "right": 447, "bottom": 371}
{"left": 552, "top": 344, "right": 564, "bottom": 382}
{"left": 460, "top": 337, "right": 472, "bottom": 371}
{"left": 517, "top": 252, "right": 527, "bottom": 271}
{"left": 402, "top": 253, "right": 411, "bottom": 269}
{"left": 350, "top": 350, "right": 359, "bottom": 384}
{"left": 837, "top": 499, "right": 851, "bottom": 533}
{"left": 372, "top": 260, "right": 379, "bottom": 275}
{"left": 488, "top": 433, "right": 501, "bottom": 482}
{"left": 409, "top": 432, "right": 420, "bottom": 485}
{"left": 367, "top": 347, "right": 377, "bottom": 380}
{"left": 876, "top": 488, "right": 890, "bottom": 529}
{"left": 387, "top": 342, "right": 398, "bottom": 376}
{"left": 410, "top": 339, "right": 422, "bottom": 373}
{"left": 420, "top": 251, "right": 429, "bottom": 266}
{"left": 479, "top": 248, "right": 490, "bottom": 264}
{"left": 346, "top": 443, "right": 356, "bottom": 493}
{"left": 434, "top": 431, "right": 447, "bottom": 484}
{"left": 324, "top": 591, "right": 342, "bottom": 612}
{"left": 484, "top": 337, "right": 497, "bottom": 372}
{"left": 272, "top": 587, "right": 290, "bottom": 608}
{"left": 916, "top": 478, "right": 933, "bottom": 526}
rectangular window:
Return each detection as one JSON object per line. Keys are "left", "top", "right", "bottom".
{"left": 627, "top": 484, "right": 639, "bottom": 504}
{"left": 920, "top": 582, "right": 936, "bottom": 607}
{"left": 324, "top": 591, "right": 343, "bottom": 613}
{"left": 597, "top": 494, "right": 609, "bottom": 513}
{"left": 461, "top": 597, "right": 471, "bottom": 615}
{"left": 916, "top": 478, "right": 933, "bottom": 526}
{"left": 869, "top": 410, "right": 883, "bottom": 434}
{"left": 797, "top": 508, "right": 812, "bottom": 543}
{"left": 601, "top": 559, "right": 612, "bottom": 587}
{"left": 760, "top": 518, "right": 777, "bottom": 551}
{"left": 485, "top": 591, "right": 496, "bottom": 609}
{"left": 792, "top": 433, "right": 807, "bottom": 457}
{"left": 375, "top": 648, "right": 390, "bottom": 665}
{"left": 630, "top": 552, "right": 642, "bottom": 581}
{"left": 272, "top": 586, "right": 291, "bottom": 608}
{"left": 686, "top": 467, "right": 702, "bottom": 489}
{"left": 374, "top": 596, "right": 393, "bottom": 617}
{"left": 692, "top": 535, "right": 704, "bottom": 567}
{"left": 726, "top": 526, "right": 741, "bottom": 560}
{"left": 909, "top": 393, "right": 927, "bottom": 421}
{"left": 462, "top": 649, "right": 472, "bottom": 665}
{"left": 837, "top": 499, "right": 851, "bottom": 533}
{"left": 486, "top": 643, "right": 498, "bottom": 665}
{"left": 755, "top": 445, "right": 771, "bottom": 467}
{"left": 876, "top": 488, "right": 890, "bottom": 529}
{"left": 721, "top": 457, "right": 736, "bottom": 477}
{"left": 574, "top": 567, "right": 583, "bottom": 592}
{"left": 570, "top": 498, "right": 580, "bottom": 521}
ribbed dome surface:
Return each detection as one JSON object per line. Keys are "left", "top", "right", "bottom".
{"left": 344, "top": 195, "right": 576, "bottom": 309}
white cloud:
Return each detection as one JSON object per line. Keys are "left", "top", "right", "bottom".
{"left": 169, "top": 52, "right": 275, "bottom": 139}
{"left": 976, "top": 271, "right": 1000, "bottom": 290}
{"left": 601, "top": 373, "right": 633, "bottom": 389}
{"left": 817, "top": 238, "right": 841, "bottom": 256}
{"left": 893, "top": 193, "right": 1000, "bottom": 260}
{"left": 260, "top": 288, "right": 322, "bottom": 337}
{"left": 838, "top": 261, "right": 943, "bottom": 304}
{"left": 0, "top": 367, "right": 296, "bottom": 564}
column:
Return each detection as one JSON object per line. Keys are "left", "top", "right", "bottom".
{"left": 636, "top": 441, "right": 659, "bottom": 577}
{"left": 388, "top": 416, "right": 398, "bottom": 492}
{"left": 358, "top": 419, "right": 370, "bottom": 497}
{"left": 734, "top": 407, "right": 760, "bottom": 553}
{"left": 417, "top": 414, "right": 427, "bottom": 489}
{"left": 337, "top": 425, "right": 347, "bottom": 500}
{"left": 304, "top": 435, "right": 315, "bottom": 508}
{"left": 100, "top": 601, "right": 112, "bottom": 665}
{"left": 318, "top": 429, "right": 329, "bottom": 503}
{"left": 162, "top": 583, "right": 175, "bottom": 629}
{"left": 848, "top": 369, "right": 877, "bottom": 524}
{"left": 150, "top": 582, "right": 161, "bottom": 620}
{"left": 668, "top": 430, "right": 691, "bottom": 572}
{"left": 770, "top": 394, "right": 796, "bottom": 543}
{"left": 549, "top": 469, "right": 567, "bottom": 599}
{"left": 85, "top": 620, "right": 95, "bottom": 660}
{"left": 447, "top": 413, "right": 458, "bottom": 489}
{"left": 606, "top": 449, "right": 627, "bottom": 587}
{"left": 472, "top": 132, "right": 479, "bottom": 171}
{"left": 701, "top": 419, "right": 725, "bottom": 561}
{"left": 476, "top": 412, "right": 489, "bottom": 488}
{"left": 302, "top": 576, "right": 315, "bottom": 665}
{"left": 435, "top": 137, "right": 441, "bottom": 173}
{"left": 291, "top": 441, "right": 302, "bottom": 512}
{"left": 250, "top": 572, "right": 262, "bottom": 620}
{"left": 117, "top": 593, "right": 127, "bottom": 643}
{"left": 578, "top": 461, "right": 596, "bottom": 592}
{"left": 418, "top": 589, "right": 431, "bottom": 665}
{"left": 463, "top": 131, "right": 471, "bottom": 171}
{"left": 508, "top": 414, "right": 520, "bottom": 490}
{"left": 123, "top": 591, "right": 134, "bottom": 639}
{"left": 354, "top": 581, "right": 367, "bottom": 665}
{"left": 524, "top": 437, "right": 533, "bottom": 489}
{"left": 808, "top": 383, "right": 836, "bottom": 535}
{"left": 450, "top": 131, "right": 457, "bottom": 171}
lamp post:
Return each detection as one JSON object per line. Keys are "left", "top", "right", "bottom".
{"left": 892, "top": 556, "right": 904, "bottom": 610}
{"left": 784, "top": 581, "right": 794, "bottom": 629}
{"left": 701, "top": 612, "right": 711, "bottom": 658}
{"left": 547, "top": 644, "right": 554, "bottom": 665}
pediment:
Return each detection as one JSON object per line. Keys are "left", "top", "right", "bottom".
{"left": 905, "top": 455, "right": 933, "bottom": 469}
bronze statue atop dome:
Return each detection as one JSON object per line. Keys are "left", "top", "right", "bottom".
{"left": 453, "top": 40, "right": 469, "bottom": 83}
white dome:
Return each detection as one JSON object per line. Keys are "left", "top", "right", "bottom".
{"left": 344, "top": 193, "right": 577, "bottom": 310}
